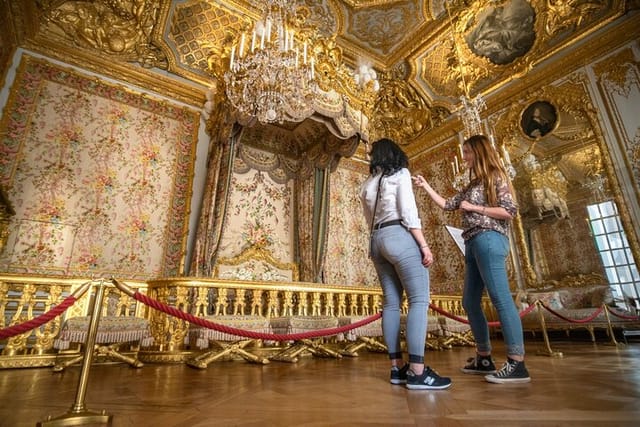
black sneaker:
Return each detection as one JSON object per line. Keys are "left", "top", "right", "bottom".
{"left": 390, "top": 363, "right": 409, "bottom": 385}
{"left": 406, "top": 367, "right": 452, "bottom": 390}
{"left": 461, "top": 355, "right": 496, "bottom": 375}
{"left": 485, "top": 358, "right": 531, "bottom": 384}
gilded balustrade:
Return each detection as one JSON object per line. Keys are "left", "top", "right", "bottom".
{"left": 0, "top": 274, "right": 148, "bottom": 369}
{"left": 1, "top": 274, "right": 494, "bottom": 368}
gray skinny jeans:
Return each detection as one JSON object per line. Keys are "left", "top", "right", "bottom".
{"left": 370, "top": 224, "right": 429, "bottom": 364}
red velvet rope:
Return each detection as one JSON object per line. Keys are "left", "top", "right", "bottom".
{"left": 539, "top": 302, "right": 604, "bottom": 323}
{"left": 133, "top": 291, "right": 381, "bottom": 341}
{"left": 428, "top": 302, "right": 537, "bottom": 327}
{"left": 0, "top": 295, "right": 78, "bottom": 340}
{"left": 606, "top": 306, "right": 640, "bottom": 321}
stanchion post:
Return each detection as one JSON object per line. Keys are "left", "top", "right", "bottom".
{"left": 602, "top": 304, "right": 622, "bottom": 347}
{"left": 37, "top": 279, "right": 113, "bottom": 427}
{"left": 534, "top": 300, "right": 563, "bottom": 358}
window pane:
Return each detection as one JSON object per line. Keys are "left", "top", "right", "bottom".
{"left": 601, "top": 201, "right": 616, "bottom": 216}
{"left": 605, "top": 267, "right": 619, "bottom": 284}
{"left": 590, "top": 219, "right": 604, "bottom": 235}
{"left": 600, "top": 251, "right": 614, "bottom": 267}
{"left": 630, "top": 265, "right": 639, "bottom": 281}
{"left": 609, "top": 232, "right": 624, "bottom": 249}
{"left": 595, "top": 235, "right": 609, "bottom": 251}
{"left": 617, "top": 266, "right": 632, "bottom": 283}
{"left": 621, "top": 233, "right": 629, "bottom": 247}
{"left": 612, "top": 249, "right": 627, "bottom": 264}
{"left": 603, "top": 216, "right": 620, "bottom": 232}
{"left": 625, "top": 248, "right": 635, "bottom": 263}
{"left": 587, "top": 204, "right": 600, "bottom": 217}
{"left": 620, "top": 283, "right": 638, "bottom": 300}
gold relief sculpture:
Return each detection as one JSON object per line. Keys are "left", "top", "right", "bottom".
{"left": 311, "top": 292, "right": 322, "bottom": 316}
{"left": 282, "top": 290, "right": 295, "bottom": 316}
{"left": 311, "top": 34, "right": 379, "bottom": 117}
{"left": 251, "top": 289, "right": 263, "bottom": 315}
{"left": 32, "top": 285, "right": 64, "bottom": 355}
{"left": 372, "top": 64, "right": 437, "bottom": 143}
{"left": 350, "top": 294, "right": 361, "bottom": 315}
{"left": 147, "top": 286, "right": 170, "bottom": 350}
{"left": 543, "top": 0, "right": 607, "bottom": 37}
{"left": 3, "top": 283, "right": 37, "bottom": 356}
{"left": 214, "top": 288, "right": 229, "bottom": 315}
{"left": 233, "top": 289, "right": 247, "bottom": 315}
{"left": 193, "top": 287, "right": 209, "bottom": 316}
{"left": 267, "top": 290, "right": 279, "bottom": 317}
{"left": 592, "top": 48, "right": 638, "bottom": 97}
{"left": 337, "top": 293, "right": 347, "bottom": 316}
{"left": 213, "top": 245, "right": 300, "bottom": 282}
{"left": 41, "top": 0, "right": 166, "bottom": 68}
{"left": 325, "top": 292, "right": 335, "bottom": 316}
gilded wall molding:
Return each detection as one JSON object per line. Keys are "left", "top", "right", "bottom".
{"left": 592, "top": 46, "right": 640, "bottom": 203}
{"left": 491, "top": 73, "right": 640, "bottom": 287}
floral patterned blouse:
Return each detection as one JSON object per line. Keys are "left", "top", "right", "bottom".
{"left": 444, "top": 175, "right": 518, "bottom": 241}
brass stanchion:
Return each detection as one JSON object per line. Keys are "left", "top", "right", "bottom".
{"left": 38, "top": 279, "right": 113, "bottom": 427}
{"left": 534, "top": 301, "right": 563, "bottom": 358}
{"left": 602, "top": 304, "right": 623, "bottom": 347}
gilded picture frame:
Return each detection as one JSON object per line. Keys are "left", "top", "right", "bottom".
{"left": 520, "top": 100, "right": 559, "bottom": 139}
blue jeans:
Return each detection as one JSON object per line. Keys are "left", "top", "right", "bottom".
{"left": 370, "top": 225, "right": 429, "bottom": 364}
{"left": 463, "top": 230, "right": 525, "bottom": 356}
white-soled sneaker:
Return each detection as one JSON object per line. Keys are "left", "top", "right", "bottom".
{"left": 485, "top": 358, "right": 531, "bottom": 384}
{"left": 390, "top": 363, "right": 409, "bottom": 385}
{"left": 461, "top": 355, "right": 496, "bottom": 375}
{"left": 406, "top": 367, "right": 452, "bottom": 390}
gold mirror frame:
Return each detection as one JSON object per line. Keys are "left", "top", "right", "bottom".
{"left": 493, "top": 75, "right": 640, "bottom": 289}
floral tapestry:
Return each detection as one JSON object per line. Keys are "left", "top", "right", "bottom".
{"left": 325, "top": 161, "right": 378, "bottom": 287}
{"left": 216, "top": 161, "right": 294, "bottom": 281}
{"left": 411, "top": 147, "right": 467, "bottom": 295}
{"left": 0, "top": 55, "right": 198, "bottom": 278}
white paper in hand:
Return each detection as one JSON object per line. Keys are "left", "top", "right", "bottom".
{"left": 445, "top": 225, "right": 465, "bottom": 255}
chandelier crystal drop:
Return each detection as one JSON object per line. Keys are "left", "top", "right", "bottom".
{"left": 224, "top": 0, "right": 318, "bottom": 124}
{"left": 458, "top": 94, "right": 486, "bottom": 139}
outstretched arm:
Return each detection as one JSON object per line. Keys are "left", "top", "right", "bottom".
{"left": 413, "top": 175, "right": 446, "bottom": 210}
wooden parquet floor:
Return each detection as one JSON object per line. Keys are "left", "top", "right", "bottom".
{"left": 1, "top": 338, "right": 639, "bottom": 427}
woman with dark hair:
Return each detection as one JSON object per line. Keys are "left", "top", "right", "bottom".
{"left": 413, "top": 134, "right": 530, "bottom": 384}
{"left": 360, "top": 138, "right": 451, "bottom": 390}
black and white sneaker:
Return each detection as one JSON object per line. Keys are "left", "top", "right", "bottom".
{"left": 485, "top": 358, "right": 531, "bottom": 384}
{"left": 461, "top": 355, "right": 496, "bottom": 375}
{"left": 390, "top": 363, "right": 409, "bottom": 385}
{"left": 406, "top": 367, "right": 452, "bottom": 390}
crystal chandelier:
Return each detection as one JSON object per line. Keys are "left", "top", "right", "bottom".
{"left": 224, "top": 0, "right": 318, "bottom": 124}
{"left": 445, "top": 1, "right": 487, "bottom": 139}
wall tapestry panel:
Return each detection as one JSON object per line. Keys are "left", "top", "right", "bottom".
{"left": 217, "top": 157, "right": 294, "bottom": 281}
{"left": 412, "top": 147, "right": 467, "bottom": 295}
{"left": 529, "top": 205, "right": 603, "bottom": 281}
{"left": 325, "top": 162, "right": 378, "bottom": 287}
{"left": 0, "top": 55, "right": 198, "bottom": 278}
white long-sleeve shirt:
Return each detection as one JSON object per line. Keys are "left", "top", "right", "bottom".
{"left": 360, "top": 168, "right": 422, "bottom": 231}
